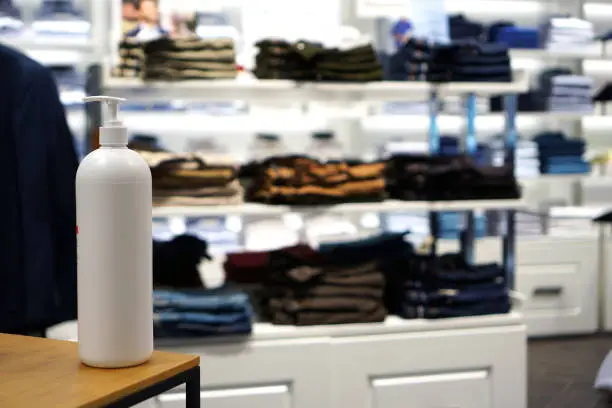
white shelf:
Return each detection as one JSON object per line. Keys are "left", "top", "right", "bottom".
{"left": 3, "top": 34, "right": 93, "bottom": 66}
{"left": 105, "top": 71, "right": 528, "bottom": 102}
{"left": 510, "top": 47, "right": 604, "bottom": 60}
{"left": 151, "top": 199, "right": 526, "bottom": 218}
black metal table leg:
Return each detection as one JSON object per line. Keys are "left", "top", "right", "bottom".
{"left": 105, "top": 365, "right": 200, "bottom": 408}
{"left": 185, "top": 366, "right": 201, "bottom": 407}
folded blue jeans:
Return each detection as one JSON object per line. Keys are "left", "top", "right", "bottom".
{"left": 404, "top": 285, "right": 508, "bottom": 305}
{"left": 401, "top": 298, "right": 511, "bottom": 319}
{"left": 153, "top": 290, "right": 250, "bottom": 314}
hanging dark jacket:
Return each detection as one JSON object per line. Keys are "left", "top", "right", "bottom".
{"left": 0, "top": 44, "right": 78, "bottom": 333}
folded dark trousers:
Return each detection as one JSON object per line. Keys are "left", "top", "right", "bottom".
{"left": 401, "top": 298, "right": 511, "bottom": 319}
{"left": 271, "top": 305, "right": 387, "bottom": 325}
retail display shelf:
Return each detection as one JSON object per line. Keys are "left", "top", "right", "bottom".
{"left": 155, "top": 313, "right": 523, "bottom": 345}
{"left": 151, "top": 199, "right": 527, "bottom": 218}
{"left": 3, "top": 35, "right": 93, "bottom": 66}
{"left": 510, "top": 47, "right": 604, "bottom": 60}
{"left": 104, "top": 71, "right": 528, "bottom": 102}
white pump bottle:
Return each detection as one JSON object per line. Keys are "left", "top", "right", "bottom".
{"left": 77, "top": 96, "right": 153, "bottom": 368}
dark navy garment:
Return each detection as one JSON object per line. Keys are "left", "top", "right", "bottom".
{"left": 0, "top": 44, "right": 78, "bottom": 333}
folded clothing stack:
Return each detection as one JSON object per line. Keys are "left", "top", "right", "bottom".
{"left": 254, "top": 39, "right": 383, "bottom": 82}
{"left": 243, "top": 156, "right": 386, "bottom": 205}
{"left": 540, "top": 17, "right": 594, "bottom": 51}
{"left": 387, "top": 38, "right": 431, "bottom": 81}
{"left": 448, "top": 14, "right": 485, "bottom": 41}
{"left": 438, "top": 135, "right": 490, "bottom": 166}
{"left": 385, "top": 154, "right": 521, "bottom": 201}
{"left": 153, "top": 289, "right": 253, "bottom": 338}
{"left": 153, "top": 234, "right": 211, "bottom": 289}
{"left": 114, "top": 37, "right": 144, "bottom": 78}
{"left": 429, "top": 42, "right": 512, "bottom": 83}
{"left": 539, "top": 68, "right": 593, "bottom": 112}
{"left": 386, "top": 253, "right": 510, "bottom": 319}
{"left": 490, "top": 137, "right": 540, "bottom": 179}
{"left": 488, "top": 22, "right": 539, "bottom": 49}
{"left": 113, "top": 37, "right": 237, "bottom": 80}
{"left": 224, "top": 233, "right": 412, "bottom": 325}
{"left": 137, "top": 150, "right": 243, "bottom": 206}
{"left": 533, "top": 132, "right": 590, "bottom": 174}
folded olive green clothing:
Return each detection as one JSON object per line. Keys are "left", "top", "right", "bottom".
{"left": 144, "top": 37, "right": 234, "bottom": 53}
{"left": 144, "top": 67, "right": 237, "bottom": 80}
{"left": 153, "top": 181, "right": 242, "bottom": 198}
{"left": 269, "top": 284, "right": 383, "bottom": 299}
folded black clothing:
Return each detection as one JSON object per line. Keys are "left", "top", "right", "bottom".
{"left": 449, "top": 14, "right": 485, "bottom": 41}
{"left": 401, "top": 297, "right": 510, "bottom": 319}
{"left": 153, "top": 234, "right": 211, "bottom": 289}
{"left": 594, "top": 83, "right": 612, "bottom": 102}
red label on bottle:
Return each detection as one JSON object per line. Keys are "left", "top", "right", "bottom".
{"left": 76, "top": 225, "right": 79, "bottom": 235}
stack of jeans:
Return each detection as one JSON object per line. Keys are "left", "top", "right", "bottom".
{"left": 429, "top": 42, "right": 512, "bottom": 83}
{"left": 0, "top": 0, "right": 22, "bottom": 34}
{"left": 489, "top": 137, "right": 540, "bottom": 179}
{"left": 533, "top": 132, "right": 590, "bottom": 174}
{"left": 387, "top": 38, "right": 431, "bottom": 81}
{"left": 254, "top": 39, "right": 383, "bottom": 82}
{"left": 448, "top": 14, "right": 484, "bottom": 41}
{"left": 386, "top": 253, "right": 510, "bottom": 319}
{"left": 153, "top": 289, "right": 253, "bottom": 338}
{"left": 488, "top": 22, "right": 539, "bottom": 49}
{"left": 224, "top": 233, "right": 411, "bottom": 326}
{"left": 385, "top": 154, "right": 521, "bottom": 201}
{"left": 540, "top": 16, "right": 594, "bottom": 52}
{"left": 539, "top": 69, "right": 593, "bottom": 112}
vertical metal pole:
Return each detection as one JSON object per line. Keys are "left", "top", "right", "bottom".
{"left": 461, "top": 93, "right": 477, "bottom": 263}
{"left": 503, "top": 94, "right": 518, "bottom": 290}
{"left": 428, "top": 90, "right": 440, "bottom": 256}
{"left": 84, "top": 64, "right": 102, "bottom": 153}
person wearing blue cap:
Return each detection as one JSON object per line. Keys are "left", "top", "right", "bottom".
{"left": 391, "top": 18, "right": 412, "bottom": 49}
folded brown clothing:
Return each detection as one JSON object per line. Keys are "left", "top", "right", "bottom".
{"left": 252, "top": 178, "right": 385, "bottom": 200}
{"left": 269, "top": 296, "right": 381, "bottom": 314}
{"left": 147, "top": 60, "right": 237, "bottom": 72}
{"left": 269, "top": 284, "right": 384, "bottom": 300}
{"left": 262, "top": 159, "right": 385, "bottom": 186}
{"left": 144, "top": 37, "right": 235, "bottom": 53}
{"left": 281, "top": 261, "right": 378, "bottom": 282}
{"left": 270, "top": 304, "right": 387, "bottom": 325}
{"left": 154, "top": 182, "right": 241, "bottom": 198}
{"left": 153, "top": 193, "right": 243, "bottom": 207}
{"left": 143, "top": 67, "right": 237, "bottom": 80}
{"left": 269, "top": 267, "right": 385, "bottom": 288}
{"left": 146, "top": 49, "right": 236, "bottom": 62}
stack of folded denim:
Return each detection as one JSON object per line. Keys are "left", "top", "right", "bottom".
{"left": 533, "top": 132, "right": 590, "bottom": 174}
{"left": 387, "top": 38, "right": 431, "bottom": 81}
{"left": 438, "top": 135, "right": 490, "bottom": 166}
{"left": 429, "top": 42, "right": 512, "bottom": 83}
{"left": 540, "top": 16, "right": 594, "bottom": 51}
{"left": 0, "top": 0, "right": 23, "bottom": 34}
{"left": 385, "top": 253, "right": 510, "bottom": 319}
{"left": 224, "top": 233, "right": 410, "bottom": 325}
{"left": 490, "top": 91, "right": 546, "bottom": 112}
{"left": 243, "top": 156, "right": 386, "bottom": 205}
{"left": 448, "top": 14, "right": 484, "bottom": 41}
{"left": 137, "top": 150, "right": 243, "bottom": 206}
{"left": 489, "top": 137, "right": 540, "bottom": 179}
{"left": 488, "top": 21, "right": 539, "bottom": 49}
{"left": 254, "top": 39, "right": 383, "bottom": 82}
{"left": 142, "top": 37, "right": 237, "bottom": 80}
{"left": 538, "top": 69, "right": 593, "bottom": 112}
{"left": 153, "top": 289, "right": 253, "bottom": 338}
{"left": 385, "top": 154, "right": 521, "bottom": 201}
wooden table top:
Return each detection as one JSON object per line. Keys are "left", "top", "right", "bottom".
{"left": 0, "top": 333, "right": 200, "bottom": 408}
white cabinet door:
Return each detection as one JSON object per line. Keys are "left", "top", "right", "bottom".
{"left": 158, "top": 385, "right": 290, "bottom": 408}
{"left": 372, "top": 370, "right": 490, "bottom": 408}
{"left": 330, "top": 325, "right": 526, "bottom": 408}
{"left": 164, "top": 338, "right": 330, "bottom": 408}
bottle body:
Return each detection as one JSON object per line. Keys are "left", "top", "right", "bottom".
{"left": 76, "top": 147, "right": 153, "bottom": 368}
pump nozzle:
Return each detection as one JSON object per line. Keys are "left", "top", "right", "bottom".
{"left": 83, "top": 96, "right": 128, "bottom": 146}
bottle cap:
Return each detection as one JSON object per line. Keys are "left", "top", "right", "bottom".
{"left": 84, "top": 96, "right": 128, "bottom": 146}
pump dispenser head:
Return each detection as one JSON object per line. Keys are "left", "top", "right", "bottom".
{"left": 83, "top": 96, "right": 128, "bottom": 146}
